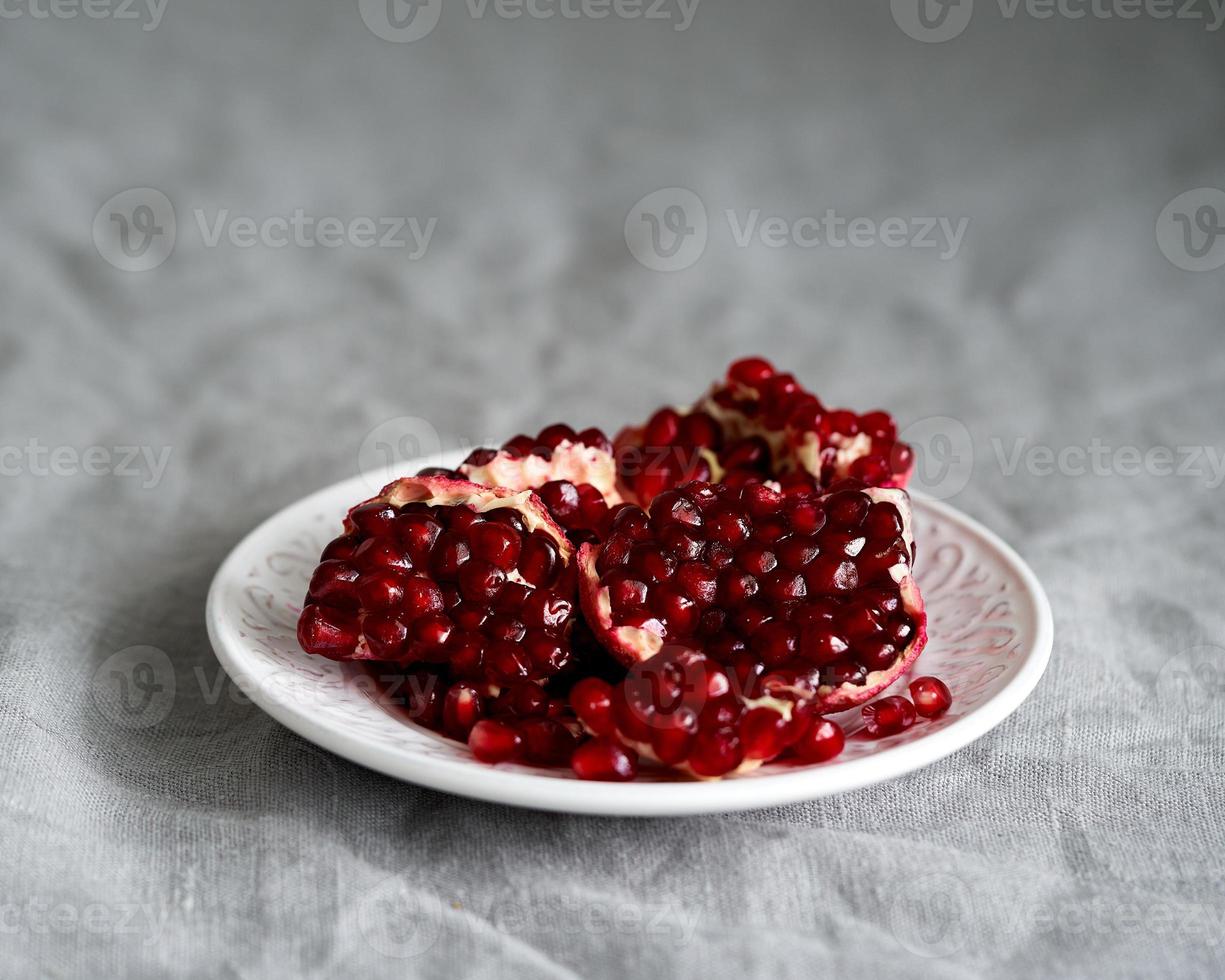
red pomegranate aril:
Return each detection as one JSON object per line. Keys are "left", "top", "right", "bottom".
{"left": 518, "top": 533, "right": 560, "bottom": 587}
{"left": 728, "top": 355, "right": 775, "bottom": 387}
{"left": 458, "top": 559, "right": 506, "bottom": 603}
{"left": 777, "top": 536, "right": 819, "bottom": 571}
{"left": 487, "top": 640, "right": 533, "bottom": 683}
{"left": 825, "top": 490, "right": 870, "bottom": 528}
{"left": 430, "top": 533, "right": 471, "bottom": 580}
{"left": 468, "top": 719, "right": 523, "bottom": 764}
{"left": 676, "top": 562, "right": 718, "bottom": 605}
{"left": 308, "top": 560, "right": 361, "bottom": 609}
{"left": 751, "top": 620, "right": 798, "bottom": 666}
{"left": 516, "top": 718, "right": 579, "bottom": 765}
{"left": 660, "top": 526, "right": 704, "bottom": 562}
{"left": 364, "top": 613, "right": 410, "bottom": 659}
{"left": 537, "top": 423, "right": 577, "bottom": 448}
{"left": 792, "top": 718, "right": 845, "bottom": 763}
{"left": 822, "top": 660, "right": 867, "bottom": 687}
{"left": 740, "top": 707, "right": 790, "bottom": 761}
{"left": 909, "top": 676, "right": 952, "bottom": 717}
{"left": 397, "top": 514, "right": 442, "bottom": 563}
{"left": 861, "top": 695, "right": 917, "bottom": 737}
{"left": 857, "top": 637, "right": 898, "bottom": 672}
{"left": 859, "top": 410, "right": 897, "bottom": 441}
{"left": 570, "top": 677, "right": 615, "bottom": 736}
{"left": 799, "top": 627, "right": 849, "bottom": 666}
{"left": 397, "top": 576, "right": 444, "bottom": 621}
{"left": 412, "top": 613, "right": 454, "bottom": 650}
{"left": 743, "top": 483, "right": 783, "bottom": 520}
{"left": 676, "top": 411, "right": 722, "bottom": 449}
{"left": 785, "top": 497, "right": 827, "bottom": 535}
{"left": 468, "top": 521, "right": 522, "bottom": 571}
{"left": 357, "top": 571, "right": 406, "bottom": 611}
{"left": 571, "top": 738, "right": 639, "bottom": 781}
{"left": 485, "top": 613, "right": 526, "bottom": 642}
{"left": 538, "top": 480, "right": 580, "bottom": 524}
{"left": 320, "top": 535, "right": 359, "bottom": 562}
{"left": 652, "top": 585, "right": 699, "bottom": 634}
{"left": 688, "top": 729, "right": 743, "bottom": 777}
{"left": 443, "top": 682, "right": 485, "bottom": 739}
{"left": 707, "top": 509, "right": 750, "bottom": 546}
{"left": 737, "top": 544, "right": 778, "bottom": 576}
{"left": 349, "top": 501, "right": 398, "bottom": 537}
{"left": 525, "top": 632, "right": 569, "bottom": 673}
{"left": 521, "top": 589, "right": 573, "bottom": 631}
{"left": 353, "top": 538, "right": 413, "bottom": 574}
{"left": 630, "top": 544, "right": 676, "bottom": 584}
{"left": 297, "top": 605, "right": 360, "bottom": 659}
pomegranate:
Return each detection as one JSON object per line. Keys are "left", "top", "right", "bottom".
{"left": 909, "top": 675, "right": 952, "bottom": 717}
{"left": 578, "top": 479, "right": 926, "bottom": 713}
{"left": 454, "top": 424, "right": 621, "bottom": 541}
{"left": 570, "top": 646, "right": 799, "bottom": 778}
{"left": 614, "top": 358, "right": 913, "bottom": 504}
{"left": 297, "top": 475, "right": 581, "bottom": 690}
{"left": 699, "top": 357, "right": 914, "bottom": 490}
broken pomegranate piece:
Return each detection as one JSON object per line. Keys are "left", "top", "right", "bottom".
{"left": 700, "top": 356, "right": 914, "bottom": 490}
{"left": 450, "top": 424, "right": 621, "bottom": 542}
{"left": 297, "top": 475, "right": 580, "bottom": 689}
{"left": 570, "top": 646, "right": 800, "bottom": 779}
{"left": 577, "top": 479, "right": 926, "bottom": 713}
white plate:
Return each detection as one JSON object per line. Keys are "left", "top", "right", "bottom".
{"left": 206, "top": 455, "right": 1053, "bottom": 816}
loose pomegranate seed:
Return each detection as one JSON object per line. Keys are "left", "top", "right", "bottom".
{"left": 571, "top": 738, "right": 639, "bottom": 781}
{"left": 861, "top": 695, "right": 917, "bottom": 737}
{"left": 442, "top": 682, "right": 485, "bottom": 739}
{"left": 792, "top": 718, "right": 845, "bottom": 763}
{"left": 909, "top": 676, "right": 952, "bottom": 717}
{"left": 740, "top": 706, "right": 790, "bottom": 761}
{"left": 468, "top": 719, "right": 524, "bottom": 764}
{"left": 518, "top": 718, "right": 579, "bottom": 765}
{"left": 570, "top": 677, "right": 615, "bottom": 736}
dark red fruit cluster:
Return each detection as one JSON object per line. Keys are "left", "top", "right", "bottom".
{"left": 569, "top": 646, "right": 846, "bottom": 777}
{"left": 582, "top": 480, "right": 921, "bottom": 707}
{"left": 295, "top": 359, "right": 949, "bottom": 783}
{"left": 712, "top": 356, "right": 915, "bottom": 488}
{"left": 298, "top": 486, "right": 576, "bottom": 689}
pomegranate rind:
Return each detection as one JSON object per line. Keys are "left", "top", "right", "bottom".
{"left": 460, "top": 439, "right": 623, "bottom": 505}
{"left": 577, "top": 484, "right": 928, "bottom": 714}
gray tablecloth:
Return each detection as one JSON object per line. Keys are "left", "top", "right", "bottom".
{"left": 3, "top": 1, "right": 1224, "bottom": 976}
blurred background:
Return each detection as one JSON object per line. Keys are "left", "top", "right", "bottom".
{"left": 2, "top": 0, "right": 1224, "bottom": 976}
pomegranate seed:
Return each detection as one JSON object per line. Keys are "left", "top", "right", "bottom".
{"left": 468, "top": 521, "right": 522, "bottom": 571}
{"left": 296, "top": 605, "right": 359, "bottom": 658}
{"left": 740, "top": 707, "right": 790, "bottom": 761}
{"left": 570, "top": 677, "right": 615, "bottom": 736}
{"left": 676, "top": 411, "right": 722, "bottom": 449}
{"left": 643, "top": 407, "right": 681, "bottom": 448}
{"left": 793, "top": 718, "right": 845, "bottom": 763}
{"left": 727, "top": 356, "right": 775, "bottom": 387}
{"left": 909, "top": 676, "right": 952, "bottom": 717}
{"left": 861, "top": 695, "right": 917, "bottom": 737}
{"left": 518, "top": 533, "right": 560, "bottom": 587}
{"left": 362, "top": 613, "right": 409, "bottom": 660}
{"left": 571, "top": 738, "right": 639, "bottom": 781}
{"left": 512, "top": 718, "right": 577, "bottom": 765}
{"left": 688, "top": 729, "right": 743, "bottom": 777}
{"left": 537, "top": 423, "right": 577, "bottom": 448}
{"left": 442, "top": 683, "right": 485, "bottom": 738}
{"left": 349, "top": 502, "right": 398, "bottom": 537}
{"left": 468, "top": 720, "right": 523, "bottom": 764}
{"left": 308, "top": 560, "right": 361, "bottom": 609}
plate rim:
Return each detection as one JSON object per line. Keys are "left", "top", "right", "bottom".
{"left": 205, "top": 467, "right": 1054, "bottom": 817}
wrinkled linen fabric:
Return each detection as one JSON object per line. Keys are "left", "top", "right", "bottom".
{"left": 1, "top": 1, "right": 1223, "bottom": 977}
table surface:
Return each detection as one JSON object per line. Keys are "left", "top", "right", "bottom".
{"left": 2, "top": 2, "right": 1224, "bottom": 977}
